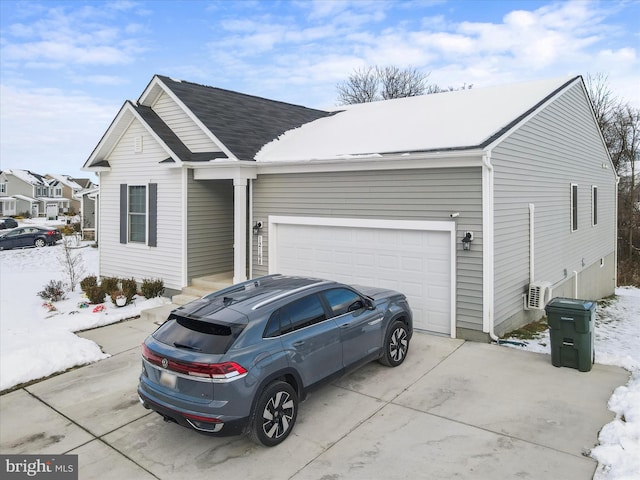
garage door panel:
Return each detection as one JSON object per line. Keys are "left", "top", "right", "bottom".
{"left": 273, "top": 222, "right": 452, "bottom": 335}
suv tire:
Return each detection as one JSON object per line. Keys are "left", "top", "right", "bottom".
{"left": 379, "top": 320, "right": 409, "bottom": 367}
{"left": 250, "top": 380, "right": 298, "bottom": 447}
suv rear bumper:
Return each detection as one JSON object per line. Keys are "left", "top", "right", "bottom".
{"left": 138, "top": 388, "right": 248, "bottom": 436}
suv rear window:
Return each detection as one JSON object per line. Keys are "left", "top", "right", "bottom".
{"left": 153, "top": 316, "right": 244, "bottom": 354}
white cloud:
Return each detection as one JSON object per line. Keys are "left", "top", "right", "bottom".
{"left": 1, "top": 3, "right": 148, "bottom": 69}
{"left": 0, "top": 85, "right": 119, "bottom": 177}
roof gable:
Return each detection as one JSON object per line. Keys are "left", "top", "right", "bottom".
{"left": 256, "top": 76, "right": 580, "bottom": 162}
{"left": 155, "top": 75, "right": 332, "bottom": 161}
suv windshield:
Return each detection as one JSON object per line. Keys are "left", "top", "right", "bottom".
{"left": 153, "top": 316, "right": 245, "bottom": 354}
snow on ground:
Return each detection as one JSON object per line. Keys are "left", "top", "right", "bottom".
{"left": 0, "top": 218, "right": 169, "bottom": 391}
{"left": 502, "top": 287, "right": 640, "bottom": 480}
{"left": 0, "top": 218, "right": 638, "bottom": 478}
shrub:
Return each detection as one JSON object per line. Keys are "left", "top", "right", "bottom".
{"left": 85, "top": 285, "right": 106, "bottom": 304}
{"left": 37, "top": 280, "right": 67, "bottom": 302}
{"left": 80, "top": 275, "right": 98, "bottom": 293}
{"left": 141, "top": 278, "right": 165, "bottom": 298}
{"left": 101, "top": 277, "right": 119, "bottom": 295}
{"left": 58, "top": 225, "right": 75, "bottom": 236}
{"left": 121, "top": 277, "right": 138, "bottom": 304}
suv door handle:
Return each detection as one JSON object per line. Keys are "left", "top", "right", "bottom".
{"left": 293, "top": 341, "right": 305, "bottom": 347}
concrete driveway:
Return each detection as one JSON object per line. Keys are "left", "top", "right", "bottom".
{"left": 0, "top": 316, "right": 628, "bottom": 479}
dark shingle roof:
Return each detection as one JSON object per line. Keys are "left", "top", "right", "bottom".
{"left": 156, "top": 75, "right": 332, "bottom": 160}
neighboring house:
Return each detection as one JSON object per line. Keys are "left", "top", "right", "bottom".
{"left": 1, "top": 169, "right": 70, "bottom": 218}
{"left": 45, "top": 174, "right": 85, "bottom": 214}
{"left": 83, "top": 74, "right": 617, "bottom": 341}
{"left": 0, "top": 171, "right": 17, "bottom": 216}
{"left": 78, "top": 186, "right": 99, "bottom": 240}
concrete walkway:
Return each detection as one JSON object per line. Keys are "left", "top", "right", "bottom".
{"left": 0, "top": 315, "right": 629, "bottom": 480}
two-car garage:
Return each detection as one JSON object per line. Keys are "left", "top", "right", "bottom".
{"left": 267, "top": 216, "right": 456, "bottom": 336}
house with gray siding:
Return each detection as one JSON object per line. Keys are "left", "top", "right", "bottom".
{"left": 83, "top": 74, "right": 616, "bottom": 341}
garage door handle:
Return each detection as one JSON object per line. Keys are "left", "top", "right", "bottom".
{"left": 293, "top": 341, "right": 305, "bottom": 347}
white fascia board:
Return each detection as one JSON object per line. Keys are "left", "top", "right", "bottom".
{"left": 269, "top": 215, "right": 455, "bottom": 232}
{"left": 484, "top": 77, "right": 582, "bottom": 152}
{"left": 83, "top": 103, "right": 135, "bottom": 169}
{"left": 190, "top": 161, "right": 258, "bottom": 180}
{"left": 257, "top": 149, "right": 484, "bottom": 175}
{"left": 152, "top": 76, "right": 239, "bottom": 161}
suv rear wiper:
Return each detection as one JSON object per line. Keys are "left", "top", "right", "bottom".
{"left": 173, "top": 342, "right": 202, "bottom": 352}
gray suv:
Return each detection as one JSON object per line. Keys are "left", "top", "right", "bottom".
{"left": 138, "top": 274, "right": 413, "bottom": 446}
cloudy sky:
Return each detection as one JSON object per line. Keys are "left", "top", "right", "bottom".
{"left": 1, "top": 0, "right": 638, "bottom": 180}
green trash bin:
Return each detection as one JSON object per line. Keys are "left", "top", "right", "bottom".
{"left": 545, "top": 297, "right": 595, "bottom": 372}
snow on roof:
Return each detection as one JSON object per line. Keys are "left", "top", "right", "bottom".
{"left": 46, "top": 174, "right": 83, "bottom": 190}
{"left": 5, "top": 169, "right": 48, "bottom": 185}
{"left": 256, "top": 76, "right": 578, "bottom": 162}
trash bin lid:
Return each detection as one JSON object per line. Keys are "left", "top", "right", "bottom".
{"left": 545, "top": 297, "right": 596, "bottom": 313}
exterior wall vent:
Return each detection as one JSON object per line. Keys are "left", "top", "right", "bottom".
{"left": 527, "top": 281, "right": 552, "bottom": 310}
{"left": 134, "top": 136, "right": 143, "bottom": 153}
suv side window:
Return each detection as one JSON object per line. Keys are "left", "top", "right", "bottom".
{"left": 264, "top": 310, "right": 293, "bottom": 338}
{"left": 322, "top": 288, "right": 364, "bottom": 317}
{"left": 283, "top": 294, "right": 327, "bottom": 331}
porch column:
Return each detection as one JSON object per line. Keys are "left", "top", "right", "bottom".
{"left": 233, "top": 178, "right": 248, "bottom": 284}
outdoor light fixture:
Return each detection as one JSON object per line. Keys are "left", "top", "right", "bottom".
{"left": 253, "top": 221, "right": 263, "bottom": 234}
{"left": 462, "top": 231, "right": 473, "bottom": 251}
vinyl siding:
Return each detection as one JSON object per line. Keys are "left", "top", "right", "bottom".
{"left": 492, "top": 82, "right": 616, "bottom": 332}
{"left": 186, "top": 174, "right": 234, "bottom": 280}
{"left": 152, "top": 92, "right": 223, "bottom": 154}
{"left": 98, "top": 118, "right": 185, "bottom": 290}
{"left": 252, "top": 167, "right": 484, "bottom": 330}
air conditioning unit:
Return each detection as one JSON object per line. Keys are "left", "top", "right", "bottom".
{"left": 527, "top": 281, "right": 553, "bottom": 310}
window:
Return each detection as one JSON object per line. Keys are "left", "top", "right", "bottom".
{"left": 571, "top": 184, "right": 578, "bottom": 232}
{"left": 54, "top": 187, "right": 62, "bottom": 197}
{"left": 0, "top": 183, "right": 6, "bottom": 194}
{"left": 120, "top": 183, "right": 157, "bottom": 246}
{"left": 322, "top": 288, "right": 364, "bottom": 317}
{"left": 282, "top": 294, "right": 327, "bottom": 332}
{"left": 128, "top": 185, "right": 147, "bottom": 243}
{"left": 592, "top": 186, "right": 598, "bottom": 226}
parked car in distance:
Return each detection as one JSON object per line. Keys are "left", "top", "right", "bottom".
{"left": 138, "top": 274, "right": 413, "bottom": 446}
{"left": 0, "top": 218, "right": 18, "bottom": 229}
{"left": 0, "top": 226, "right": 63, "bottom": 250}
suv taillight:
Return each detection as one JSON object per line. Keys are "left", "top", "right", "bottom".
{"left": 141, "top": 343, "right": 247, "bottom": 379}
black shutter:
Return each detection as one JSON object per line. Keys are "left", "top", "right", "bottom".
{"left": 120, "top": 184, "right": 127, "bottom": 244}
{"left": 149, "top": 183, "right": 157, "bottom": 247}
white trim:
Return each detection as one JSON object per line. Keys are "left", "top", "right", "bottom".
{"left": 257, "top": 151, "right": 483, "bottom": 175}
{"left": 268, "top": 215, "right": 457, "bottom": 338}
{"left": 181, "top": 168, "right": 188, "bottom": 288}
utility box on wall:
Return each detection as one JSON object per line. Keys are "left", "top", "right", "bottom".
{"left": 545, "top": 297, "right": 596, "bottom": 372}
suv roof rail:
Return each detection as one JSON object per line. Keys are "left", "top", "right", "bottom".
{"left": 251, "top": 280, "right": 334, "bottom": 310}
{"left": 203, "top": 274, "right": 282, "bottom": 300}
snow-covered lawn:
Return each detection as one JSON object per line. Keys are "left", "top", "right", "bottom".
{"left": 0, "top": 220, "right": 169, "bottom": 392}
{"left": 0, "top": 218, "right": 637, "bottom": 478}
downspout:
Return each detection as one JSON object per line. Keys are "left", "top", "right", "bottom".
{"left": 529, "top": 204, "right": 535, "bottom": 284}
{"left": 482, "top": 152, "right": 499, "bottom": 342}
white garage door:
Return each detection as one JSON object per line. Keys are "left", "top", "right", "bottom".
{"left": 269, "top": 217, "right": 455, "bottom": 336}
